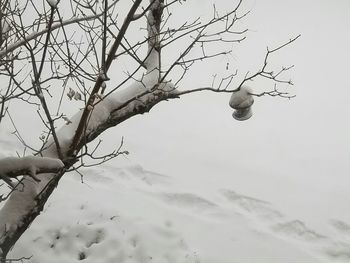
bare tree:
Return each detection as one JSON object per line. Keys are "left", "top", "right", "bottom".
{"left": 0, "top": 0, "right": 299, "bottom": 260}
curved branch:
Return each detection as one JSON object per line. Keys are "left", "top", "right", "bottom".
{"left": 0, "top": 156, "right": 64, "bottom": 183}
{"left": 0, "top": 12, "right": 106, "bottom": 59}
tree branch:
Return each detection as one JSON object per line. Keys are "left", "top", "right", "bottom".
{"left": 0, "top": 156, "right": 64, "bottom": 183}
{"left": 68, "top": 0, "right": 143, "bottom": 157}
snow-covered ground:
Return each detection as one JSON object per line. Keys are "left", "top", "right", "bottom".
{"left": 1, "top": 129, "right": 350, "bottom": 263}
{"left": 5, "top": 162, "right": 350, "bottom": 263}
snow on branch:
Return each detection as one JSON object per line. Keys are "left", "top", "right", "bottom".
{"left": 0, "top": 156, "right": 64, "bottom": 185}
{"left": 67, "top": 0, "right": 143, "bottom": 156}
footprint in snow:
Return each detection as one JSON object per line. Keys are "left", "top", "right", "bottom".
{"left": 96, "top": 165, "right": 171, "bottom": 186}
{"left": 160, "top": 192, "right": 218, "bottom": 211}
{"left": 330, "top": 219, "right": 350, "bottom": 236}
{"left": 46, "top": 225, "right": 106, "bottom": 255}
{"left": 325, "top": 241, "right": 350, "bottom": 261}
{"left": 220, "top": 189, "right": 283, "bottom": 220}
{"left": 125, "top": 165, "right": 171, "bottom": 186}
{"left": 271, "top": 220, "right": 327, "bottom": 242}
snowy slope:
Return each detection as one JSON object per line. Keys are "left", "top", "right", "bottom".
{"left": 0, "top": 159, "right": 348, "bottom": 263}
{"left": 1, "top": 117, "right": 350, "bottom": 263}
{"left": 0, "top": 126, "right": 349, "bottom": 263}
